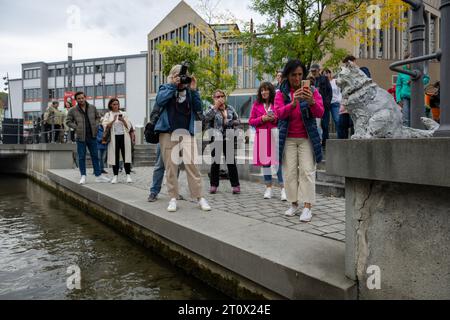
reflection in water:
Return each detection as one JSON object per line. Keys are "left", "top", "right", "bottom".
{"left": 0, "top": 176, "right": 225, "bottom": 300}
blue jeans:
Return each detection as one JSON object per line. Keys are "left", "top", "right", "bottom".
{"left": 77, "top": 138, "right": 101, "bottom": 177}
{"left": 321, "top": 103, "right": 341, "bottom": 146}
{"left": 330, "top": 102, "right": 341, "bottom": 131}
{"left": 337, "top": 113, "right": 354, "bottom": 139}
{"left": 150, "top": 144, "right": 165, "bottom": 195}
{"left": 402, "top": 98, "right": 411, "bottom": 127}
{"left": 263, "top": 165, "right": 284, "bottom": 185}
{"left": 98, "top": 148, "right": 107, "bottom": 172}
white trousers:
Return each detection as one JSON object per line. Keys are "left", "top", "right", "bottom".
{"left": 282, "top": 138, "right": 316, "bottom": 205}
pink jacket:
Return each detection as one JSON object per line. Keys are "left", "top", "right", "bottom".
{"left": 274, "top": 88, "right": 324, "bottom": 138}
{"left": 249, "top": 101, "right": 279, "bottom": 166}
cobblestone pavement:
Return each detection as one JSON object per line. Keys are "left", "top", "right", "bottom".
{"left": 119, "top": 167, "right": 346, "bottom": 243}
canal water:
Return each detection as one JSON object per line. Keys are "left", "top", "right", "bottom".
{"left": 0, "top": 176, "right": 225, "bottom": 300}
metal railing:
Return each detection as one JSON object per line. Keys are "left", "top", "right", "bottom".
{"left": 390, "top": 0, "right": 449, "bottom": 136}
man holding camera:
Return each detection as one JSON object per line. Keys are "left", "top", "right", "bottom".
{"left": 154, "top": 64, "right": 211, "bottom": 212}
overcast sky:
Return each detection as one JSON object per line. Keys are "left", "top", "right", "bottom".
{"left": 0, "top": 0, "right": 265, "bottom": 81}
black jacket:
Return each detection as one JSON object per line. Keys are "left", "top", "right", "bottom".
{"left": 314, "top": 76, "right": 332, "bottom": 109}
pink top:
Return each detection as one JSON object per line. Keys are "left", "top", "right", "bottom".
{"left": 249, "top": 101, "right": 279, "bottom": 166}
{"left": 274, "top": 88, "right": 324, "bottom": 138}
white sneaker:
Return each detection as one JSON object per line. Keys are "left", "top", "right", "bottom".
{"left": 96, "top": 175, "right": 110, "bottom": 183}
{"left": 79, "top": 175, "right": 86, "bottom": 185}
{"left": 300, "top": 208, "right": 313, "bottom": 223}
{"left": 111, "top": 176, "right": 118, "bottom": 184}
{"left": 198, "top": 198, "right": 211, "bottom": 211}
{"left": 264, "top": 187, "right": 272, "bottom": 199}
{"left": 284, "top": 205, "right": 300, "bottom": 217}
{"left": 167, "top": 198, "right": 177, "bottom": 212}
{"left": 126, "top": 175, "right": 133, "bottom": 183}
{"left": 281, "top": 188, "right": 287, "bottom": 201}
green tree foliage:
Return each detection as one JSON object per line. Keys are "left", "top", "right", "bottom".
{"left": 157, "top": 40, "right": 200, "bottom": 78}
{"left": 157, "top": 39, "right": 236, "bottom": 104}
{"left": 241, "top": 0, "right": 407, "bottom": 77}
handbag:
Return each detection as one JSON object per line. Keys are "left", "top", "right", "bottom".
{"left": 102, "top": 125, "right": 111, "bottom": 144}
{"left": 144, "top": 122, "right": 159, "bottom": 144}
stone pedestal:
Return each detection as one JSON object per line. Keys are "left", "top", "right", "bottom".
{"left": 327, "top": 139, "right": 450, "bottom": 299}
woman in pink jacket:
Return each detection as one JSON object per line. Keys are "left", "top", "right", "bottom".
{"left": 249, "top": 82, "right": 286, "bottom": 201}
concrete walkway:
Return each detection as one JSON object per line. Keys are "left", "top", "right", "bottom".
{"left": 129, "top": 167, "right": 346, "bottom": 242}
{"left": 46, "top": 168, "right": 355, "bottom": 299}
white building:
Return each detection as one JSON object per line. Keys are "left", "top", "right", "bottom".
{"left": 16, "top": 52, "right": 148, "bottom": 128}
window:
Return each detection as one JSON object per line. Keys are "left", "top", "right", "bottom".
{"left": 228, "top": 48, "right": 234, "bottom": 67}
{"left": 57, "top": 88, "right": 65, "bottom": 99}
{"left": 86, "top": 86, "right": 94, "bottom": 97}
{"left": 171, "top": 31, "right": 176, "bottom": 40}
{"left": 24, "top": 89, "right": 42, "bottom": 101}
{"left": 95, "top": 85, "right": 103, "bottom": 97}
{"left": 24, "top": 69, "right": 41, "bottom": 79}
{"left": 48, "top": 69, "right": 56, "bottom": 77}
{"left": 116, "top": 84, "right": 125, "bottom": 96}
{"left": 56, "top": 68, "right": 65, "bottom": 77}
{"left": 182, "top": 25, "right": 188, "bottom": 42}
{"left": 153, "top": 75, "right": 159, "bottom": 93}
{"left": 85, "top": 66, "right": 94, "bottom": 74}
{"left": 105, "top": 64, "right": 115, "bottom": 73}
{"left": 95, "top": 65, "right": 104, "bottom": 74}
{"left": 106, "top": 85, "right": 115, "bottom": 97}
{"left": 116, "top": 63, "right": 125, "bottom": 72}
{"left": 237, "top": 48, "right": 243, "bottom": 67}
{"left": 75, "top": 86, "right": 84, "bottom": 93}
{"left": 75, "top": 66, "right": 84, "bottom": 75}
{"left": 49, "top": 89, "right": 56, "bottom": 99}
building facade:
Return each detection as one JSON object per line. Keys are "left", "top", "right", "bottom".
{"left": 18, "top": 53, "right": 148, "bottom": 128}
{"left": 147, "top": 0, "right": 262, "bottom": 119}
{"left": 335, "top": 0, "right": 442, "bottom": 89}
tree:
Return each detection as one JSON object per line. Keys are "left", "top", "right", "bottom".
{"left": 156, "top": 0, "right": 238, "bottom": 103}
{"left": 157, "top": 40, "right": 201, "bottom": 78}
{"left": 240, "top": 0, "right": 408, "bottom": 77}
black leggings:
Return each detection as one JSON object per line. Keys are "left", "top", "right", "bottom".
{"left": 113, "top": 135, "right": 131, "bottom": 175}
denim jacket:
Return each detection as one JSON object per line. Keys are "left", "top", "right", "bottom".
{"left": 154, "top": 84, "right": 203, "bottom": 136}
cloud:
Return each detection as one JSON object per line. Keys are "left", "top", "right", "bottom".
{"left": 0, "top": 0, "right": 264, "bottom": 79}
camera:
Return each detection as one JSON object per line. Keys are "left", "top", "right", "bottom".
{"left": 179, "top": 62, "right": 192, "bottom": 85}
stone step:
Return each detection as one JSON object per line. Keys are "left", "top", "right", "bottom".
{"left": 316, "top": 181, "right": 345, "bottom": 198}
{"left": 317, "top": 170, "right": 345, "bottom": 185}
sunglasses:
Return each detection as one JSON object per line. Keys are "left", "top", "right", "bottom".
{"left": 214, "top": 95, "right": 225, "bottom": 99}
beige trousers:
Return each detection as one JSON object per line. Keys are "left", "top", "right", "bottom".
{"left": 159, "top": 133, "right": 203, "bottom": 200}
{"left": 282, "top": 138, "right": 316, "bottom": 205}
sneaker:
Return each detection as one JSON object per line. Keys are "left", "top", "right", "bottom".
{"left": 177, "top": 195, "right": 185, "bottom": 201}
{"left": 167, "top": 198, "right": 177, "bottom": 212}
{"left": 232, "top": 186, "right": 241, "bottom": 194}
{"left": 300, "top": 208, "right": 313, "bottom": 223}
{"left": 264, "top": 187, "right": 272, "bottom": 199}
{"left": 126, "top": 175, "right": 133, "bottom": 183}
{"left": 209, "top": 186, "right": 218, "bottom": 194}
{"left": 96, "top": 175, "right": 110, "bottom": 183}
{"left": 281, "top": 188, "right": 287, "bottom": 202}
{"left": 284, "top": 205, "right": 300, "bottom": 217}
{"left": 79, "top": 175, "right": 86, "bottom": 185}
{"left": 147, "top": 193, "right": 158, "bottom": 202}
{"left": 111, "top": 176, "right": 118, "bottom": 184}
{"left": 198, "top": 198, "right": 211, "bottom": 211}
{"left": 101, "top": 170, "right": 108, "bottom": 174}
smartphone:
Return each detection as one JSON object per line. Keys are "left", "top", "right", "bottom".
{"left": 301, "top": 80, "right": 311, "bottom": 89}
{"left": 118, "top": 114, "right": 123, "bottom": 118}
{"left": 267, "top": 110, "right": 274, "bottom": 116}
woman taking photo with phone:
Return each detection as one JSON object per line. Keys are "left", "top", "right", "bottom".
{"left": 204, "top": 89, "right": 241, "bottom": 194}
{"left": 275, "top": 60, "right": 324, "bottom": 223}
{"left": 249, "top": 82, "right": 286, "bottom": 201}
{"left": 103, "top": 98, "right": 133, "bottom": 184}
